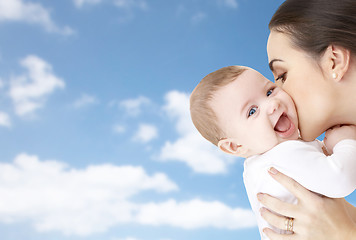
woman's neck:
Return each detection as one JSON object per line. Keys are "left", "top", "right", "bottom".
{"left": 333, "top": 64, "right": 356, "bottom": 125}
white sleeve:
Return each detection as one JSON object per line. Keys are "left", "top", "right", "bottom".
{"left": 268, "top": 139, "right": 356, "bottom": 198}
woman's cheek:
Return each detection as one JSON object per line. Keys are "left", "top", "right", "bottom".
{"left": 300, "top": 93, "right": 330, "bottom": 140}
{"left": 282, "top": 81, "right": 317, "bottom": 139}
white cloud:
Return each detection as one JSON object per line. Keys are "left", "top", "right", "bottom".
{"left": 0, "top": 153, "right": 255, "bottom": 235}
{"left": 133, "top": 123, "right": 158, "bottom": 143}
{"left": 0, "top": 0, "right": 74, "bottom": 35}
{"left": 219, "top": 0, "right": 238, "bottom": 8}
{"left": 0, "top": 153, "right": 178, "bottom": 236}
{"left": 137, "top": 199, "right": 256, "bottom": 229}
{"left": 120, "top": 96, "right": 150, "bottom": 116}
{"left": 191, "top": 12, "right": 206, "bottom": 24}
{"left": 8, "top": 55, "right": 65, "bottom": 117}
{"left": 113, "top": 124, "right": 126, "bottom": 134}
{"left": 73, "top": 93, "right": 97, "bottom": 108}
{"left": 0, "top": 112, "right": 11, "bottom": 127}
{"left": 158, "top": 91, "right": 236, "bottom": 174}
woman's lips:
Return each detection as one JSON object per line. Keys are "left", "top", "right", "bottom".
{"left": 274, "top": 113, "right": 296, "bottom": 138}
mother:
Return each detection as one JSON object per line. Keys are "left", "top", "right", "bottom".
{"left": 258, "top": 0, "right": 356, "bottom": 239}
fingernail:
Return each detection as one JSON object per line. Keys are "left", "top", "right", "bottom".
{"left": 268, "top": 167, "right": 278, "bottom": 175}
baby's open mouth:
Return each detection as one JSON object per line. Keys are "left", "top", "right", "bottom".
{"left": 274, "top": 113, "right": 295, "bottom": 138}
{"left": 274, "top": 113, "right": 291, "bottom": 132}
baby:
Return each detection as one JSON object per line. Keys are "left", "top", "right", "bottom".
{"left": 190, "top": 66, "right": 356, "bottom": 239}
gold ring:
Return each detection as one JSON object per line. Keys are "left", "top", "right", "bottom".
{"left": 285, "top": 217, "right": 294, "bottom": 232}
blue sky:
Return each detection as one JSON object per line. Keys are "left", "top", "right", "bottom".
{"left": 1, "top": 0, "right": 355, "bottom": 240}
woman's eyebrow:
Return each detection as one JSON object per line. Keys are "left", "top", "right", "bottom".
{"left": 269, "top": 59, "right": 283, "bottom": 72}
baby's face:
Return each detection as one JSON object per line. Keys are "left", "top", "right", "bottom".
{"left": 211, "top": 68, "right": 299, "bottom": 156}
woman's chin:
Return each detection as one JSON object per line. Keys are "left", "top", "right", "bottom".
{"left": 299, "top": 126, "right": 321, "bottom": 141}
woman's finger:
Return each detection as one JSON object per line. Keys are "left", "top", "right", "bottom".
{"left": 257, "top": 193, "right": 297, "bottom": 218}
{"left": 260, "top": 207, "right": 295, "bottom": 231}
{"left": 268, "top": 168, "right": 313, "bottom": 201}
{"left": 263, "top": 228, "right": 296, "bottom": 240}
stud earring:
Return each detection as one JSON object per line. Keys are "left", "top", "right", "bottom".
{"left": 332, "top": 72, "right": 338, "bottom": 79}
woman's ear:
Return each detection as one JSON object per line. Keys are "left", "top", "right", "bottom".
{"left": 321, "top": 45, "right": 350, "bottom": 82}
{"left": 218, "top": 138, "right": 248, "bottom": 157}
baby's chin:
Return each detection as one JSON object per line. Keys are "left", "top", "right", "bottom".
{"left": 276, "top": 129, "right": 300, "bottom": 145}
{"left": 262, "top": 130, "right": 300, "bottom": 154}
{"left": 245, "top": 128, "right": 300, "bottom": 158}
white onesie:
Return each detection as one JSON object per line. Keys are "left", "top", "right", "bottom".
{"left": 243, "top": 139, "right": 356, "bottom": 240}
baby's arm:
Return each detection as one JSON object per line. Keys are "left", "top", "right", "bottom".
{"left": 324, "top": 125, "right": 356, "bottom": 154}
{"left": 269, "top": 137, "right": 356, "bottom": 198}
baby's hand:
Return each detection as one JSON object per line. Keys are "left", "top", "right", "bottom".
{"left": 324, "top": 125, "right": 356, "bottom": 154}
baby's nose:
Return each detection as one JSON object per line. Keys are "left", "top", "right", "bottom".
{"left": 267, "top": 99, "right": 280, "bottom": 115}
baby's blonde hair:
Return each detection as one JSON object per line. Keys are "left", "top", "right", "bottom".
{"left": 190, "top": 66, "right": 247, "bottom": 146}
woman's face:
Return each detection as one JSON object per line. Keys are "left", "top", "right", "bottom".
{"left": 267, "top": 31, "right": 336, "bottom": 141}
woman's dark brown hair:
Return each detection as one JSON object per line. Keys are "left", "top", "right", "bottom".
{"left": 269, "top": 0, "right": 356, "bottom": 58}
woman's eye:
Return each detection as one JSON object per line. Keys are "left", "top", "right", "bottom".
{"left": 275, "top": 73, "right": 287, "bottom": 83}
{"left": 248, "top": 107, "right": 257, "bottom": 117}
{"left": 267, "top": 88, "right": 273, "bottom": 97}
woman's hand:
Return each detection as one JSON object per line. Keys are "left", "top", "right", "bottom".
{"left": 257, "top": 168, "right": 356, "bottom": 240}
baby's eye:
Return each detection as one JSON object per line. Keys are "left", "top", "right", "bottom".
{"left": 275, "top": 72, "right": 287, "bottom": 84}
{"left": 248, "top": 107, "right": 258, "bottom": 117}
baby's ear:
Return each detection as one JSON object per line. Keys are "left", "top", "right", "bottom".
{"left": 218, "top": 138, "right": 248, "bottom": 157}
